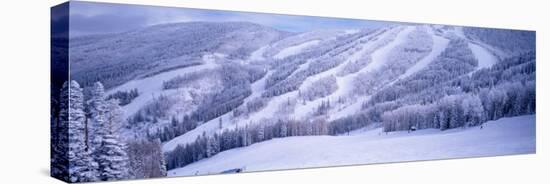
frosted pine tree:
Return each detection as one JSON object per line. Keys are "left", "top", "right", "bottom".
{"left": 462, "top": 94, "right": 485, "bottom": 126}
{"left": 89, "top": 81, "right": 130, "bottom": 181}
{"left": 51, "top": 81, "right": 70, "bottom": 181}
{"left": 96, "top": 133, "right": 130, "bottom": 180}
{"left": 105, "top": 99, "right": 125, "bottom": 134}
{"left": 66, "top": 81, "right": 98, "bottom": 182}
{"left": 155, "top": 139, "right": 168, "bottom": 176}
{"left": 100, "top": 92, "right": 130, "bottom": 180}
{"left": 89, "top": 82, "right": 108, "bottom": 153}
{"left": 206, "top": 135, "right": 219, "bottom": 157}
{"left": 280, "top": 122, "right": 287, "bottom": 137}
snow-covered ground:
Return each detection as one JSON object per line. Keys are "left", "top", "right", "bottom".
{"left": 168, "top": 115, "right": 535, "bottom": 176}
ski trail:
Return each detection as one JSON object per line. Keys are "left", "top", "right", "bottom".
{"left": 387, "top": 27, "right": 450, "bottom": 86}
{"left": 308, "top": 26, "right": 415, "bottom": 120}
{"left": 107, "top": 55, "right": 219, "bottom": 119}
{"left": 243, "top": 31, "right": 384, "bottom": 123}
{"left": 454, "top": 27, "right": 499, "bottom": 70}
{"left": 163, "top": 70, "right": 272, "bottom": 152}
{"left": 292, "top": 27, "right": 402, "bottom": 119}
{"left": 469, "top": 43, "right": 498, "bottom": 69}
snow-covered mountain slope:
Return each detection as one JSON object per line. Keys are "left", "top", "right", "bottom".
{"left": 106, "top": 54, "right": 221, "bottom": 119}
{"left": 168, "top": 115, "right": 535, "bottom": 176}
{"left": 70, "top": 21, "right": 290, "bottom": 89}
{"left": 73, "top": 21, "right": 534, "bottom": 164}
{"left": 162, "top": 28, "right": 387, "bottom": 151}
{"left": 161, "top": 23, "right": 535, "bottom": 153}
{"left": 293, "top": 26, "right": 411, "bottom": 119}
{"left": 392, "top": 28, "right": 449, "bottom": 83}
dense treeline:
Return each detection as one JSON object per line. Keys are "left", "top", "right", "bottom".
{"left": 106, "top": 88, "right": 139, "bottom": 106}
{"left": 301, "top": 75, "right": 338, "bottom": 101}
{"left": 463, "top": 27, "right": 536, "bottom": 56}
{"left": 328, "top": 101, "right": 400, "bottom": 135}
{"left": 128, "top": 95, "right": 176, "bottom": 125}
{"left": 154, "top": 115, "right": 199, "bottom": 142}
{"left": 162, "top": 70, "right": 212, "bottom": 90}
{"left": 191, "top": 64, "right": 265, "bottom": 122}
{"left": 382, "top": 81, "right": 535, "bottom": 131}
{"left": 126, "top": 139, "right": 167, "bottom": 179}
{"left": 165, "top": 119, "right": 329, "bottom": 170}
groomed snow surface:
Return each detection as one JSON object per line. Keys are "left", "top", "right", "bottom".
{"left": 169, "top": 115, "right": 535, "bottom": 176}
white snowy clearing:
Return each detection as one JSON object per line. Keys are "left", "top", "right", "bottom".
{"left": 469, "top": 43, "right": 498, "bottom": 70}
{"left": 168, "top": 115, "right": 535, "bottom": 176}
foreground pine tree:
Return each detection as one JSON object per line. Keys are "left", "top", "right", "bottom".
{"left": 97, "top": 133, "right": 130, "bottom": 180}
{"left": 51, "top": 82, "right": 70, "bottom": 181}
{"left": 89, "top": 82, "right": 108, "bottom": 154}
{"left": 66, "top": 81, "right": 98, "bottom": 182}
{"left": 89, "top": 82, "right": 130, "bottom": 181}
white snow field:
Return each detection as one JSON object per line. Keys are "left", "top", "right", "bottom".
{"left": 168, "top": 115, "right": 535, "bottom": 176}
{"left": 469, "top": 43, "right": 499, "bottom": 70}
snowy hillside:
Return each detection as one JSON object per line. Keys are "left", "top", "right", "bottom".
{"left": 65, "top": 20, "right": 535, "bottom": 178}
{"left": 169, "top": 115, "right": 535, "bottom": 176}
{"left": 52, "top": 2, "right": 538, "bottom": 181}
{"left": 70, "top": 22, "right": 289, "bottom": 89}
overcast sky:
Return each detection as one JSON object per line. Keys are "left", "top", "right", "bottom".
{"left": 65, "top": 1, "right": 392, "bottom": 37}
